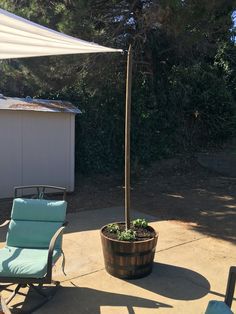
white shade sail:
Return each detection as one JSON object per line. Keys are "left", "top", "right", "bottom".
{"left": 0, "top": 8, "right": 122, "bottom": 59}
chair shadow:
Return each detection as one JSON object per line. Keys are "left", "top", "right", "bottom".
{"left": 12, "top": 284, "right": 172, "bottom": 314}
{"left": 126, "top": 262, "right": 210, "bottom": 301}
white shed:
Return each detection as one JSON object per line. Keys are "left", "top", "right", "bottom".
{"left": 0, "top": 95, "right": 81, "bottom": 198}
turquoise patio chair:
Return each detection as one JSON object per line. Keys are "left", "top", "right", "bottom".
{"left": 205, "top": 266, "right": 236, "bottom": 314}
{"left": 0, "top": 185, "right": 67, "bottom": 312}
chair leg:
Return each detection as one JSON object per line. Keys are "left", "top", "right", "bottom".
{"left": 1, "top": 281, "right": 60, "bottom": 312}
{"left": 25, "top": 281, "right": 60, "bottom": 313}
{"left": 225, "top": 266, "right": 236, "bottom": 308}
{"left": 29, "top": 284, "right": 48, "bottom": 298}
{"left": 5, "top": 284, "right": 22, "bottom": 305}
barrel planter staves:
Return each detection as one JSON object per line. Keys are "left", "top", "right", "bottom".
{"left": 100, "top": 224, "right": 158, "bottom": 279}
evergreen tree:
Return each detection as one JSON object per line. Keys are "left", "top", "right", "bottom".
{"left": 0, "top": 0, "right": 235, "bottom": 173}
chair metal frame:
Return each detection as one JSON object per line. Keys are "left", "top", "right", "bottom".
{"left": 225, "top": 266, "right": 236, "bottom": 308}
{"left": 0, "top": 185, "right": 67, "bottom": 313}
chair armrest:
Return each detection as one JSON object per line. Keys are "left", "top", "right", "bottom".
{"left": 46, "top": 222, "right": 67, "bottom": 278}
{"left": 0, "top": 220, "right": 10, "bottom": 228}
{"left": 225, "top": 266, "right": 236, "bottom": 308}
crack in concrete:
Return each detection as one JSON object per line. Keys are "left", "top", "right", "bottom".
{"left": 60, "top": 267, "right": 105, "bottom": 283}
{"left": 156, "top": 236, "right": 209, "bottom": 253}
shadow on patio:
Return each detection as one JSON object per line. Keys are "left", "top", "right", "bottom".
{"left": 10, "top": 262, "right": 212, "bottom": 313}
{"left": 12, "top": 285, "right": 172, "bottom": 313}
{"left": 127, "top": 262, "right": 210, "bottom": 301}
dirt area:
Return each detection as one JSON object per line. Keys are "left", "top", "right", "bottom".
{"left": 0, "top": 156, "right": 235, "bottom": 243}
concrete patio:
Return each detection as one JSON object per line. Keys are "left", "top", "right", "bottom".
{"left": 0, "top": 207, "right": 235, "bottom": 313}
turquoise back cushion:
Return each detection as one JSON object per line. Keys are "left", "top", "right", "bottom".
{"left": 205, "top": 301, "right": 233, "bottom": 314}
{"left": 6, "top": 198, "right": 67, "bottom": 249}
{"left": 11, "top": 198, "right": 67, "bottom": 221}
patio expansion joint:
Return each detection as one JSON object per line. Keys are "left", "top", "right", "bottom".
{"left": 60, "top": 267, "right": 105, "bottom": 283}
{"left": 156, "top": 236, "right": 209, "bottom": 254}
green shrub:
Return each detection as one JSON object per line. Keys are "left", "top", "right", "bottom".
{"left": 107, "top": 223, "right": 119, "bottom": 233}
{"left": 132, "top": 219, "right": 148, "bottom": 228}
{"left": 117, "top": 229, "right": 136, "bottom": 241}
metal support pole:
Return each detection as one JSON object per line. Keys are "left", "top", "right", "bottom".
{"left": 125, "top": 45, "right": 133, "bottom": 230}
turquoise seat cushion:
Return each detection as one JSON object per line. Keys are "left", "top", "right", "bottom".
{"left": 12, "top": 198, "right": 67, "bottom": 222}
{"left": 6, "top": 220, "right": 63, "bottom": 249}
{"left": 0, "top": 246, "right": 61, "bottom": 278}
{"left": 205, "top": 300, "right": 233, "bottom": 314}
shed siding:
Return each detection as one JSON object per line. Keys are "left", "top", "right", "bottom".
{"left": 0, "top": 111, "right": 22, "bottom": 197}
{"left": 69, "top": 114, "right": 75, "bottom": 191}
{"left": 0, "top": 110, "right": 75, "bottom": 198}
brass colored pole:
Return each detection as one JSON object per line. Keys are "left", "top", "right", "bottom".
{"left": 125, "top": 45, "right": 133, "bottom": 230}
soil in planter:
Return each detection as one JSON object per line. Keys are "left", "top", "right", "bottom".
{"left": 102, "top": 223, "right": 156, "bottom": 241}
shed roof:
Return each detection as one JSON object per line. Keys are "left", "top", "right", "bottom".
{"left": 0, "top": 95, "right": 81, "bottom": 114}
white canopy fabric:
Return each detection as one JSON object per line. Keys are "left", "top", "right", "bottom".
{"left": 0, "top": 8, "right": 122, "bottom": 59}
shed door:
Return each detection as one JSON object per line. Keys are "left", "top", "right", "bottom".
{"left": 0, "top": 111, "right": 22, "bottom": 198}
{"left": 21, "top": 112, "right": 72, "bottom": 189}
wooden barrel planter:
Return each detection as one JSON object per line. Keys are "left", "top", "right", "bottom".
{"left": 100, "top": 224, "right": 158, "bottom": 279}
